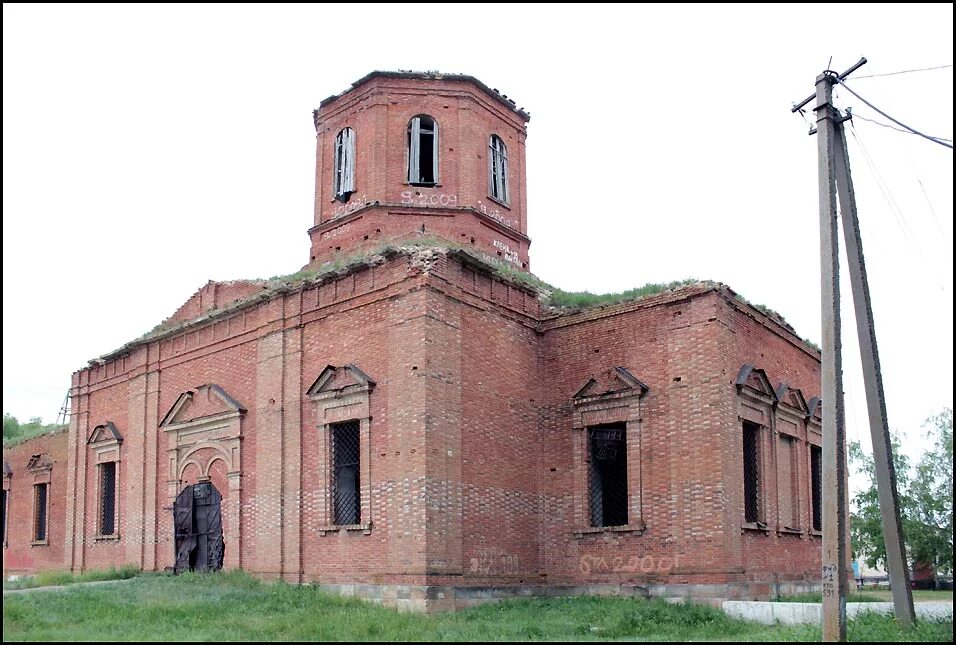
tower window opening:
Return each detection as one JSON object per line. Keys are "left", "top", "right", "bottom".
{"left": 408, "top": 116, "right": 438, "bottom": 185}
{"left": 489, "top": 135, "right": 509, "bottom": 204}
{"left": 334, "top": 127, "right": 355, "bottom": 202}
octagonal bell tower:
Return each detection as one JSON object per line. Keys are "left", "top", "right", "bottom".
{"left": 307, "top": 71, "right": 531, "bottom": 270}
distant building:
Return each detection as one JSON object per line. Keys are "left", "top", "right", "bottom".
{"left": 2, "top": 72, "right": 824, "bottom": 611}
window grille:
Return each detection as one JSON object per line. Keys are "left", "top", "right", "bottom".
{"left": 810, "top": 445, "right": 823, "bottom": 531}
{"left": 588, "top": 425, "right": 628, "bottom": 527}
{"left": 100, "top": 462, "right": 116, "bottom": 535}
{"left": 34, "top": 483, "right": 48, "bottom": 542}
{"left": 743, "top": 422, "right": 762, "bottom": 524}
{"left": 332, "top": 420, "right": 361, "bottom": 525}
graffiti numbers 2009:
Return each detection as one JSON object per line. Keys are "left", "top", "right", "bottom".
{"left": 579, "top": 554, "right": 683, "bottom": 574}
{"left": 401, "top": 191, "right": 457, "bottom": 207}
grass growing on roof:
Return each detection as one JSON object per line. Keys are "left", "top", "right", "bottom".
{"left": 130, "top": 238, "right": 813, "bottom": 350}
{"left": 545, "top": 279, "right": 700, "bottom": 310}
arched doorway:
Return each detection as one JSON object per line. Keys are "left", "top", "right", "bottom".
{"left": 173, "top": 481, "right": 224, "bottom": 573}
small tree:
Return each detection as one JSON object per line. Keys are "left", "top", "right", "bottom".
{"left": 908, "top": 409, "right": 953, "bottom": 574}
{"left": 850, "top": 408, "right": 954, "bottom": 578}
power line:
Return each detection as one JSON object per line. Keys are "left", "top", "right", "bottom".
{"left": 847, "top": 123, "right": 919, "bottom": 247}
{"left": 917, "top": 178, "right": 946, "bottom": 237}
{"left": 849, "top": 121, "right": 951, "bottom": 295}
{"left": 852, "top": 64, "right": 952, "bottom": 80}
{"left": 852, "top": 111, "right": 954, "bottom": 143}
{"left": 836, "top": 78, "right": 954, "bottom": 149}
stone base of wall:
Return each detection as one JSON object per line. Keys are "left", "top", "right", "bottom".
{"left": 316, "top": 580, "right": 821, "bottom": 613}
{"left": 724, "top": 600, "right": 954, "bottom": 625}
{"left": 647, "top": 580, "right": 820, "bottom": 605}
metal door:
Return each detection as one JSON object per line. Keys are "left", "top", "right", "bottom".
{"left": 173, "top": 482, "right": 224, "bottom": 573}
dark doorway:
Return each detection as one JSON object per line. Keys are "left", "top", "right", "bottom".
{"left": 173, "top": 481, "right": 224, "bottom": 573}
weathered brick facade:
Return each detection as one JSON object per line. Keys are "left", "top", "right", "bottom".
{"left": 2, "top": 72, "right": 823, "bottom": 611}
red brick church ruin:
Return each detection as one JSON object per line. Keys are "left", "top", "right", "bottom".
{"left": 3, "top": 72, "right": 824, "bottom": 611}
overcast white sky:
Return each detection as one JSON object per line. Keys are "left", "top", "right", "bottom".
{"left": 3, "top": 4, "right": 952, "bottom": 467}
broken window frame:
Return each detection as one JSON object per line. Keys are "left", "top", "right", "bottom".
{"left": 488, "top": 134, "right": 509, "bottom": 205}
{"left": 333, "top": 127, "right": 355, "bottom": 202}
{"left": 407, "top": 115, "right": 439, "bottom": 186}
{"left": 33, "top": 482, "right": 49, "bottom": 544}
{"left": 587, "top": 424, "right": 629, "bottom": 528}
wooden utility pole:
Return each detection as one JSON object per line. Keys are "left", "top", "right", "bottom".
{"left": 792, "top": 58, "right": 916, "bottom": 639}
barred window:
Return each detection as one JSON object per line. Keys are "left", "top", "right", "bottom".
{"left": 488, "top": 135, "right": 509, "bottom": 203}
{"left": 810, "top": 444, "right": 823, "bottom": 532}
{"left": 407, "top": 115, "right": 438, "bottom": 185}
{"left": 333, "top": 127, "right": 355, "bottom": 202}
{"left": 332, "top": 420, "right": 361, "bottom": 525}
{"left": 742, "top": 421, "right": 763, "bottom": 525}
{"left": 588, "top": 424, "right": 628, "bottom": 527}
{"left": 34, "top": 483, "right": 48, "bottom": 542}
{"left": 100, "top": 462, "right": 117, "bottom": 536}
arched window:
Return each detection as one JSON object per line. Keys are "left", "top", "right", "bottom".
{"left": 489, "top": 135, "right": 509, "bottom": 204}
{"left": 333, "top": 127, "right": 355, "bottom": 202}
{"left": 407, "top": 115, "right": 438, "bottom": 185}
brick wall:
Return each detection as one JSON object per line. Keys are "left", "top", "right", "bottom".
{"left": 308, "top": 73, "right": 531, "bottom": 270}
{"left": 2, "top": 251, "right": 823, "bottom": 605}
{"left": 1, "top": 71, "right": 828, "bottom": 605}
{"left": 2, "top": 430, "right": 69, "bottom": 574}
{"left": 720, "top": 294, "right": 825, "bottom": 592}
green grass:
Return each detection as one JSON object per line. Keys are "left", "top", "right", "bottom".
{"left": 3, "top": 565, "right": 140, "bottom": 590}
{"left": 3, "top": 570, "right": 951, "bottom": 641}
{"left": 546, "top": 279, "right": 699, "bottom": 310}
{"left": 777, "top": 588, "right": 953, "bottom": 604}
{"left": 864, "top": 589, "right": 953, "bottom": 602}
{"left": 776, "top": 591, "right": 885, "bottom": 603}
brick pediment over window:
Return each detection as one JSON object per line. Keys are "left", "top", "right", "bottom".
{"left": 307, "top": 364, "right": 376, "bottom": 534}
{"left": 570, "top": 366, "right": 648, "bottom": 536}
{"left": 26, "top": 454, "right": 54, "bottom": 473}
{"left": 774, "top": 383, "right": 809, "bottom": 416}
{"left": 806, "top": 396, "right": 822, "bottom": 424}
{"left": 160, "top": 384, "right": 247, "bottom": 427}
{"left": 735, "top": 364, "right": 776, "bottom": 401}
{"left": 87, "top": 421, "right": 123, "bottom": 445}
{"left": 87, "top": 421, "right": 123, "bottom": 472}
{"left": 572, "top": 367, "right": 648, "bottom": 406}
{"left": 307, "top": 364, "right": 376, "bottom": 399}
{"left": 27, "top": 453, "right": 54, "bottom": 488}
